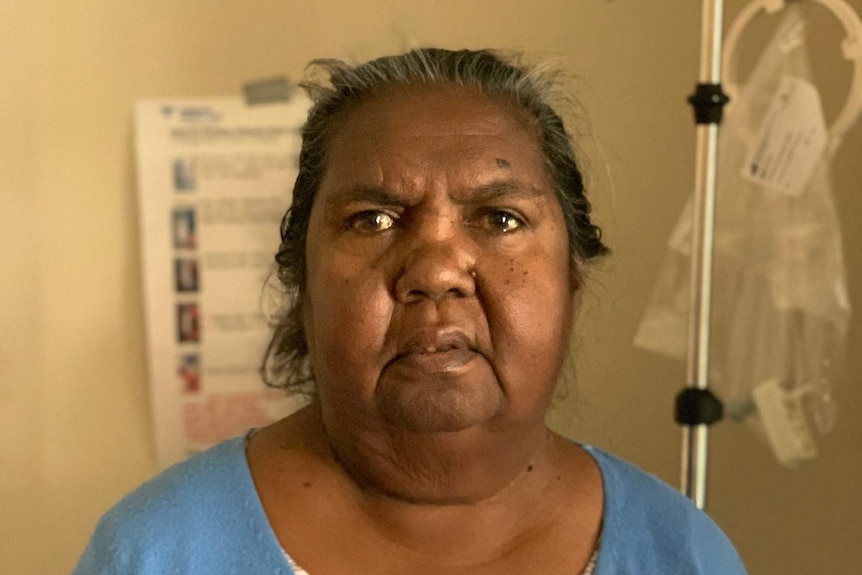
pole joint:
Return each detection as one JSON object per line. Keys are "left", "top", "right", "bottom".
{"left": 688, "top": 83, "right": 730, "bottom": 125}
{"left": 675, "top": 388, "right": 724, "bottom": 426}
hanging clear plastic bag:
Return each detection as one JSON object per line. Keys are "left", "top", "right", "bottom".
{"left": 635, "top": 6, "right": 852, "bottom": 467}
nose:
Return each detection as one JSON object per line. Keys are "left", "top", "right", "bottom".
{"left": 394, "top": 217, "right": 477, "bottom": 303}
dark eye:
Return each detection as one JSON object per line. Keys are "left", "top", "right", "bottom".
{"left": 346, "top": 210, "right": 397, "bottom": 233}
{"left": 480, "top": 210, "right": 525, "bottom": 234}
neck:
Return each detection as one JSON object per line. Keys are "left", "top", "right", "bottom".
{"left": 317, "top": 401, "right": 552, "bottom": 505}
{"left": 353, "top": 471, "right": 563, "bottom": 566}
{"left": 309, "top": 406, "right": 566, "bottom": 564}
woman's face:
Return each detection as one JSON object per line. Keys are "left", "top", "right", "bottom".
{"left": 303, "top": 84, "right": 576, "bottom": 439}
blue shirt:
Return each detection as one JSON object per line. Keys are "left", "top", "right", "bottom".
{"left": 74, "top": 435, "right": 746, "bottom": 574}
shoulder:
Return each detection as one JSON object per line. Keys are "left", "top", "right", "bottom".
{"left": 584, "top": 446, "right": 747, "bottom": 575}
{"left": 73, "top": 435, "right": 290, "bottom": 574}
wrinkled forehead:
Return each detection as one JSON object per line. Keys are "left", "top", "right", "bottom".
{"left": 326, "top": 82, "right": 540, "bottom": 143}
{"left": 317, "top": 84, "right": 551, "bottom": 193}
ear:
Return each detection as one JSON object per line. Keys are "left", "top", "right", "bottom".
{"left": 568, "top": 259, "right": 584, "bottom": 323}
{"left": 570, "top": 286, "right": 584, "bottom": 322}
{"left": 300, "top": 295, "right": 314, "bottom": 353}
{"left": 569, "top": 256, "right": 584, "bottom": 292}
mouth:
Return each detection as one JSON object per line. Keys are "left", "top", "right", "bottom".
{"left": 394, "top": 328, "right": 474, "bottom": 358}
{"left": 389, "top": 329, "right": 478, "bottom": 374}
{"left": 413, "top": 343, "right": 460, "bottom": 354}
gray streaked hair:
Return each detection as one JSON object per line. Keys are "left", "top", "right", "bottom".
{"left": 262, "top": 48, "right": 609, "bottom": 393}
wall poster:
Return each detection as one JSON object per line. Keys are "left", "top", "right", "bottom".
{"left": 135, "top": 96, "right": 309, "bottom": 469}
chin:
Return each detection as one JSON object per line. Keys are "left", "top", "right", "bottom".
{"left": 381, "top": 402, "right": 498, "bottom": 434}
{"left": 376, "top": 378, "right": 505, "bottom": 434}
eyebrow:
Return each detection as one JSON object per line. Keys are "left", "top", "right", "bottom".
{"left": 463, "top": 179, "right": 548, "bottom": 205}
{"left": 325, "top": 185, "right": 406, "bottom": 208}
{"left": 325, "top": 179, "right": 548, "bottom": 209}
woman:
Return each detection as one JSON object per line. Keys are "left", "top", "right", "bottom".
{"left": 75, "top": 49, "right": 746, "bottom": 574}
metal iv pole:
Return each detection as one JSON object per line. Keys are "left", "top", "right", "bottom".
{"left": 676, "top": 0, "right": 730, "bottom": 510}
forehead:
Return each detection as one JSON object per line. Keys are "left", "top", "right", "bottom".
{"left": 319, "top": 84, "right": 551, "bottom": 195}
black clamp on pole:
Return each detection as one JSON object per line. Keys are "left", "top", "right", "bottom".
{"left": 688, "top": 83, "right": 730, "bottom": 125}
{"left": 675, "top": 388, "right": 724, "bottom": 427}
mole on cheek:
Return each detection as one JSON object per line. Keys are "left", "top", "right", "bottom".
{"left": 496, "top": 158, "right": 510, "bottom": 169}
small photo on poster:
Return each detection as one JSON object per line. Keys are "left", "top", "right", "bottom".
{"left": 178, "top": 353, "right": 201, "bottom": 393}
{"left": 173, "top": 156, "right": 197, "bottom": 192}
{"left": 172, "top": 208, "right": 197, "bottom": 249}
{"left": 177, "top": 302, "right": 200, "bottom": 343}
{"left": 174, "top": 258, "right": 199, "bottom": 292}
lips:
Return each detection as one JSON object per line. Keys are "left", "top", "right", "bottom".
{"left": 395, "top": 328, "right": 473, "bottom": 357}
{"left": 408, "top": 341, "right": 463, "bottom": 355}
{"left": 389, "top": 329, "right": 479, "bottom": 374}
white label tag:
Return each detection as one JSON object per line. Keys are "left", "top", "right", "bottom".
{"left": 742, "top": 76, "right": 828, "bottom": 197}
{"left": 752, "top": 378, "right": 818, "bottom": 467}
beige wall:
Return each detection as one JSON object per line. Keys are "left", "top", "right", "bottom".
{"left": 2, "top": 1, "right": 860, "bottom": 573}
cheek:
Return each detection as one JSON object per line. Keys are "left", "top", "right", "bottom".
{"left": 502, "top": 268, "right": 572, "bottom": 345}
{"left": 304, "top": 246, "right": 395, "bottom": 385}
{"left": 484, "top": 248, "right": 574, "bottom": 389}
